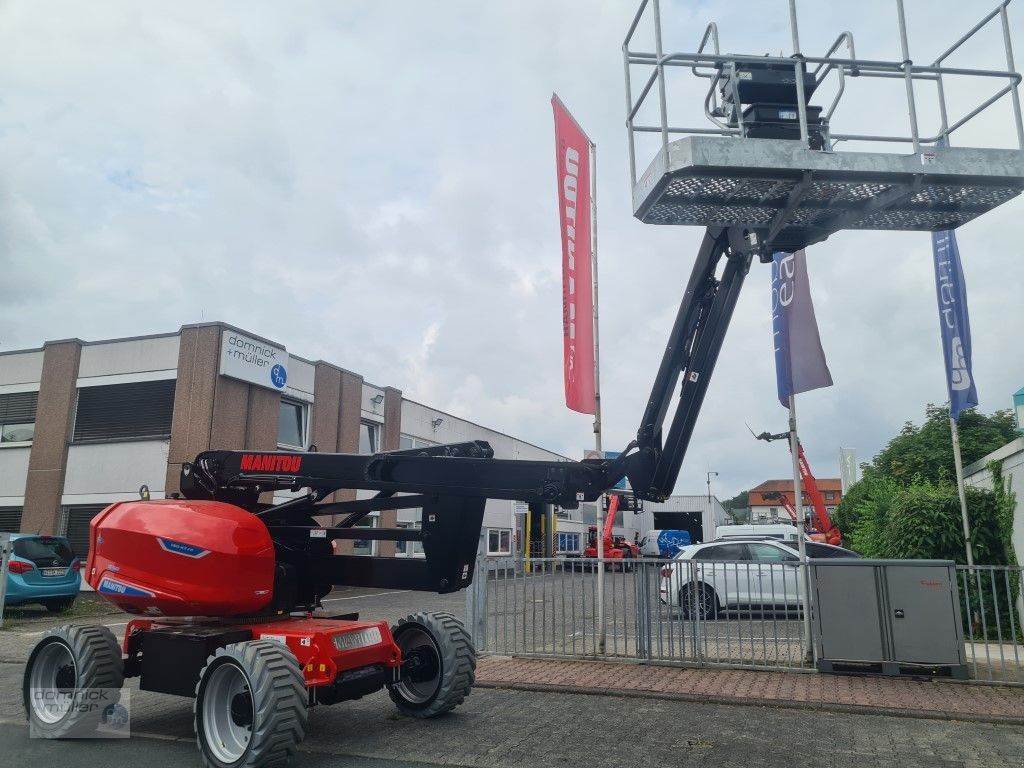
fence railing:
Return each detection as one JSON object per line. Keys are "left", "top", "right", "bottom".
{"left": 477, "top": 557, "right": 1024, "bottom": 685}
{"left": 622, "top": 0, "right": 1024, "bottom": 186}
{"left": 958, "top": 564, "right": 1024, "bottom": 684}
{"left": 481, "top": 557, "right": 814, "bottom": 672}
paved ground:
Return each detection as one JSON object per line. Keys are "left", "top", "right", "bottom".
{"left": 4, "top": 661, "right": 1024, "bottom": 767}
{"left": 6, "top": 583, "right": 1024, "bottom": 766}
{"left": 477, "top": 655, "right": 1024, "bottom": 724}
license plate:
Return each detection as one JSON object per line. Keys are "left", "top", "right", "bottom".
{"left": 41, "top": 567, "right": 67, "bottom": 577}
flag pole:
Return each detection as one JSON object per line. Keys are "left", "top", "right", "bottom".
{"left": 950, "top": 414, "right": 975, "bottom": 567}
{"left": 788, "top": 395, "right": 813, "bottom": 663}
{"left": 590, "top": 139, "right": 606, "bottom": 654}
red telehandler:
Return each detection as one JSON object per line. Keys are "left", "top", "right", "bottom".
{"left": 752, "top": 429, "right": 842, "bottom": 546}
{"left": 583, "top": 494, "right": 640, "bottom": 568}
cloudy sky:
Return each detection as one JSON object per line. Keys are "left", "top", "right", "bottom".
{"left": 1, "top": 0, "right": 1021, "bottom": 499}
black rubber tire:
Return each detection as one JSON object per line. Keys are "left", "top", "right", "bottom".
{"left": 680, "top": 583, "right": 720, "bottom": 620}
{"left": 388, "top": 612, "right": 475, "bottom": 718}
{"left": 194, "top": 640, "right": 308, "bottom": 768}
{"left": 23, "top": 624, "right": 124, "bottom": 738}
{"left": 44, "top": 598, "right": 75, "bottom": 614}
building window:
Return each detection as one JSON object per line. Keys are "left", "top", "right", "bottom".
{"left": 0, "top": 507, "right": 22, "bottom": 533}
{"left": 359, "top": 421, "right": 380, "bottom": 455}
{"left": 72, "top": 380, "right": 175, "bottom": 442}
{"left": 396, "top": 521, "right": 425, "bottom": 557}
{"left": 0, "top": 391, "right": 38, "bottom": 444}
{"left": 352, "top": 517, "right": 377, "bottom": 556}
{"left": 487, "top": 528, "right": 512, "bottom": 555}
{"left": 277, "top": 398, "right": 307, "bottom": 449}
{"left": 63, "top": 504, "right": 108, "bottom": 558}
{"left": 399, "top": 434, "right": 435, "bottom": 451}
{"left": 557, "top": 532, "right": 581, "bottom": 553}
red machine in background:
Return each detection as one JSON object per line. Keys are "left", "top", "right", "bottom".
{"left": 753, "top": 429, "right": 842, "bottom": 546}
{"left": 583, "top": 493, "right": 640, "bottom": 566}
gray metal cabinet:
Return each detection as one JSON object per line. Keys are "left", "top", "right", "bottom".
{"left": 810, "top": 560, "right": 967, "bottom": 678}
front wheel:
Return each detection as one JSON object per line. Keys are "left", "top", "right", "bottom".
{"left": 194, "top": 640, "right": 307, "bottom": 768}
{"left": 680, "top": 583, "right": 720, "bottom": 620}
{"left": 23, "top": 625, "right": 124, "bottom": 738}
{"left": 389, "top": 612, "right": 475, "bottom": 718}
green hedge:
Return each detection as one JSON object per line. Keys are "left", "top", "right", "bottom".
{"left": 837, "top": 476, "right": 1009, "bottom": 565}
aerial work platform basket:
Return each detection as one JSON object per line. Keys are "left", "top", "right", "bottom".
{"left": 623, "top": 0, "right": 1024, "bottom": 253}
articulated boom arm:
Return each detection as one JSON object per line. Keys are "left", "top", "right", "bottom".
{"left": 753, "top": 429, "right": 841, "bottom": 544}
{"left": 175, "top": 226, "right": 755, "bottom": 597}
{"left": 626, "top": 227, "right": 755, "bottom": 501}
{"left": 603, "top": 493, "right": 620, "bottom": 544}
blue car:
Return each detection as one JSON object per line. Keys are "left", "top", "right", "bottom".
{"left": 5, "top": 534, "right": 81, "bottom": 613}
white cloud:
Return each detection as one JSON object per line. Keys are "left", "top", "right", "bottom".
{"left": 0, "top": 0, "right": 1021, "bottom": 500}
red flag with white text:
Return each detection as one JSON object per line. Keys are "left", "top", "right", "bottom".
{"left": 552, "top": 94, "right": 596, "bottom": 414}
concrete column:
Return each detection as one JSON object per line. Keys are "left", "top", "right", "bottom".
{"left": 22, "top": 340, "right": 82, "bottom": 535}
{"left": 165, "top": 325, "right": 221, "bottom": 495}
{"left": 165, "top": 324, "right": 281, "bottom": 496}
{"left": 315, "top": 366, "right": 368, "bottom": 552}
{"left": 376, "top": 386, "right": 403, "bottom": 556}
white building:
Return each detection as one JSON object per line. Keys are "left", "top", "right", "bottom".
{"left": 0, "top": 322, "right": 576, "bottom": 566}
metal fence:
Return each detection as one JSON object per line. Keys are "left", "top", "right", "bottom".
{"left": 478, "top": 558, "right": 1024, "bottom": 685}
{"left": 481, "top": 557, "right": 814, "bottom": 672}
{"left": 958, "top": 564, "right": 1024, "bottom": 684}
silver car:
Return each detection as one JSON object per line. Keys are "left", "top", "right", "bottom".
{"left": 659, "top": 539, "right": 804, "bottom": 618}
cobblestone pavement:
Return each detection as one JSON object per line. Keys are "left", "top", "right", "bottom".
{"left": 477, "top": 655, "right": 1024, "bottom": 724}
{"left": 4, "top": 660, "right": 1024, "bottom": 767}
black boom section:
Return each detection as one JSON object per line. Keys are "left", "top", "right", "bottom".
{"left": 176, "top": 226, "right": 753, "bottom": 596}
{"left": 305, "top": 495, "right": 487, "bottom": 593}
{"left": 627, "top": 226, "right": 753, "bottom": 502}
{"left": 181, "top": 441, "right": 612, "bottom": 508}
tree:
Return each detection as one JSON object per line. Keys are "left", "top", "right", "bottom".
{"left": 834, "top": 404, "right": 1018, "bottom": 565}
{"left": 868, "top": 404, "right": 1016, "bottom": 485}
{"left": 723, "top": 490, "right": 749, "bottom": 510}
{"left": 722, "top": 490, "right": 750, "bottom": 524}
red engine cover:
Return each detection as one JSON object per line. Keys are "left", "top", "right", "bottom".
{"left": 87, "top": 499, "right": 276, "bottom": 617}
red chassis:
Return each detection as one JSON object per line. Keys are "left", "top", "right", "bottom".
{"left": 121, "top": 616, "right": 401, "bottom": 690}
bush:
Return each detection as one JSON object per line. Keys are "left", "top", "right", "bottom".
{"left": 838, "top": 477, "right": 1009, "bottom": 566}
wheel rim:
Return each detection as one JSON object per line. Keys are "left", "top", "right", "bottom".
{"left": 28, "top": 641, "right": 77, "bottom": 724}
{"left": 698, "top": 588, "right": 715, "bottom": 617}
{"left": 395, "top": 626, "right": 442, "bottom": 705}
{"left": 202, "top": 662, "right": 253, "bottom": 765}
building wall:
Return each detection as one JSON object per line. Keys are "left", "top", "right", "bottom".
{"left": 965, "top": 437, "right": 1024, "bottom": 565}
{"left": 0, "top": 447, "right": 31, "bottom": 505}
{"left": 0, "top": 322, "right": 571, "bottom": 569}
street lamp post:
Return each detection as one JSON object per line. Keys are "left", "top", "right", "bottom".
{"left": 706, "top": 471, "right": 718, "bottom": 504}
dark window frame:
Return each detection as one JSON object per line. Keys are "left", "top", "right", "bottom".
{"left": 72, "top": 379, "right": 176, "bottom": 444}
{"left": 0, "top": 391, "right": 38, "bottom": 445}
{"left": 277, "top": 398, "right": 308, "bottom": 450}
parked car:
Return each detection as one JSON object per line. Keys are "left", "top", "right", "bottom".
{"left": 779, "top": 540, "right": 862, "bottom": 559}
{"left": 659, "top": 539, "right": 804, "bottom": 618}
{"left": 4, "top": 534, "right": 81, "bottom": 613}
{"left": 639, "top": 529, "right": 692, "bottom": 558}
{"left": 714, "top": 523, "right": 799, "bottom": 542}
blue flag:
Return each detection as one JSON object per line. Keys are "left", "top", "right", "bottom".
{"left": 932, "top": 229, "right": 978, "bottom": 419}
{"left": 771, "top": 250, "right": 833, "bottom": 407}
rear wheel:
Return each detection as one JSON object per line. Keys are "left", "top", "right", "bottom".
{"left": 389, "top": 612, "right": 475, "bottom": 718}
{"left": 194, "top": 640, "right": 307, "bottom": 768}
{"left": 680, "top": 583, "right": 719, "bottom": 620}
{"left": 23, "top": 625, "right": 124, "bottom": 738}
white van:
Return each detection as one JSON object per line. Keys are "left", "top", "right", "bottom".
{"left": 713, "top": 523, "right": 799, "bottom": 542}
